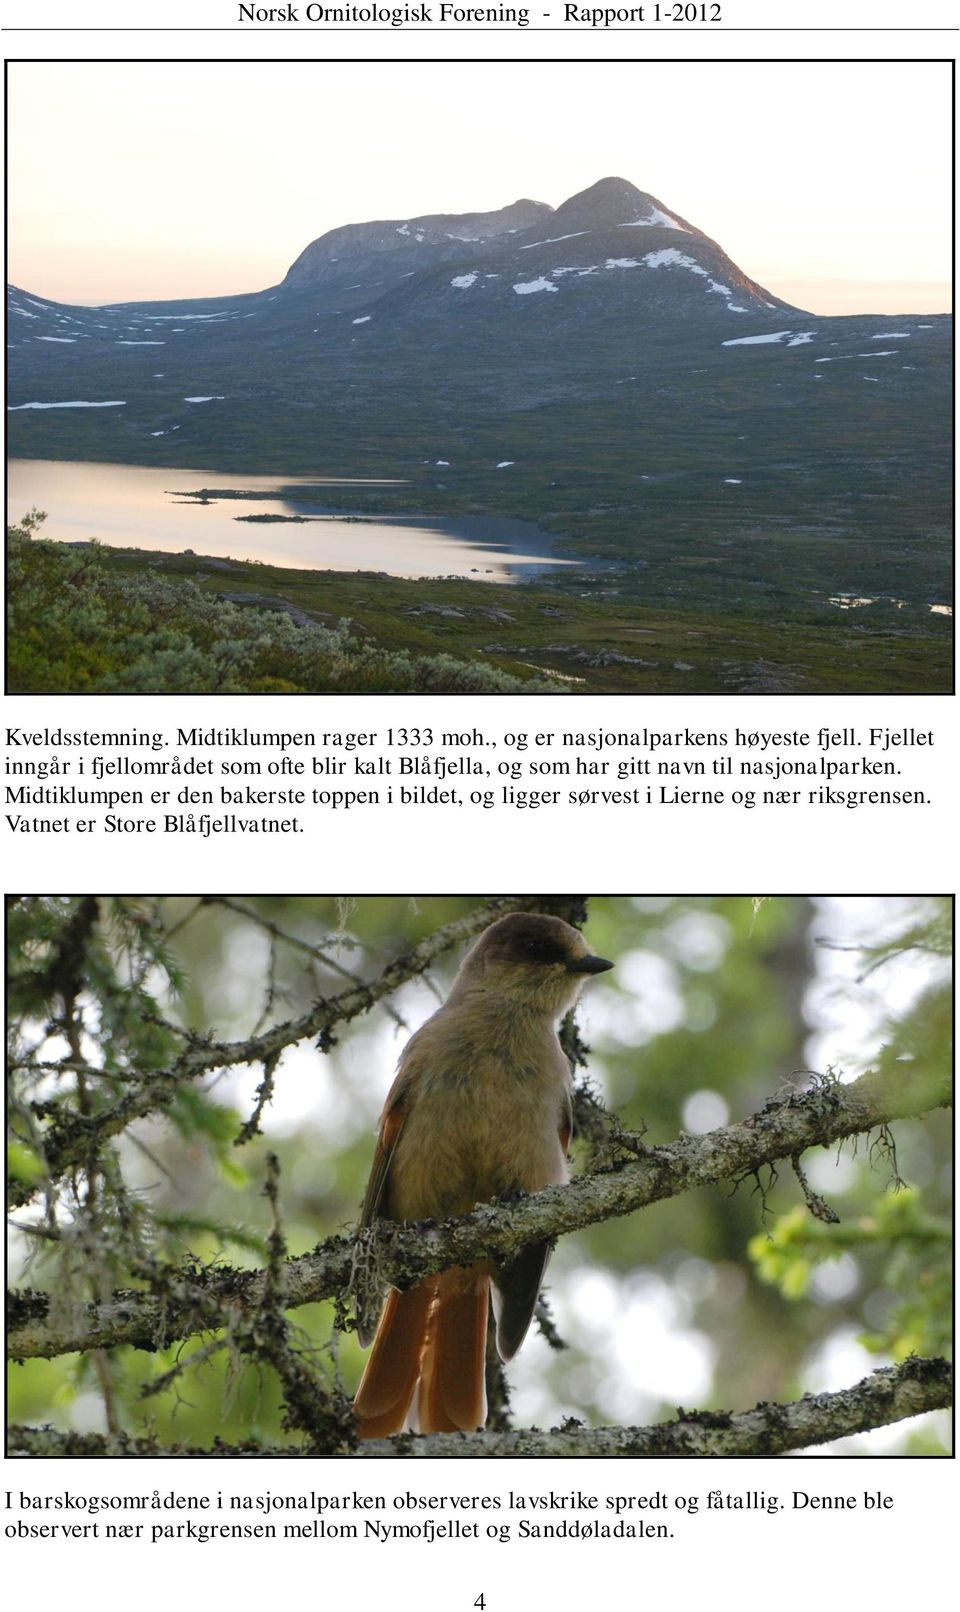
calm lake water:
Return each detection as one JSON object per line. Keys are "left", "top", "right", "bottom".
{"left": 8, "top": 459, "right": 575, "bottom": 583}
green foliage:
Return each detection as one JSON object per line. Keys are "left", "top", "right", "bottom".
{"left": 746, "top": 898, "right": 954, "bottom": 1369}
{"left": 7, "top": 1141, "right": 45, "bottom": 1186}
{"left": 7, "top": 895, "right": 181, "bottom": 1073}
{"left": 750, "top": 1189, "right": 952, "bottom": 1360}
{"left": 6, "top": 517, "right": 558, "bottom": 694}
{"left": 8, "top": 509, "right": 952, "bottom": 696}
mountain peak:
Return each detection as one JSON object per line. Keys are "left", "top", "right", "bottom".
{"left": 553, "top": 176, "right": 698, "bottom": 234}
{"left": 562, "top": 176, "right": 644, "bottom": 208}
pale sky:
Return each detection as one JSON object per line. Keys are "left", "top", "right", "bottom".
{"left": 7, "top": 60, "right": 952, "bottom": 315}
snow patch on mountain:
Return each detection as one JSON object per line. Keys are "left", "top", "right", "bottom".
{"left": 644, "top": 248, "right": 701, "bottom": 272}
{"left": 520, "top": 232, "right": 590, "bottom": 250}
{"left": 147, "top": 313, "right": 230, "bottom": 321}
{"left": 451, "top": 273, "right": 479, "bottom": 289}
{"left": 621, "top": 207, "right": 689, "bottom": 232}
{"left": 641, "top": 249, "right": 755, "bottom": 311}
{"left": 723, "top": 331, "right": 797, "bottom": 347}
{"left": 513, "top": 278, "right": 558, "bottom": 296}
{"left": 8, "top": 399, "right": 127, "bottom": 409}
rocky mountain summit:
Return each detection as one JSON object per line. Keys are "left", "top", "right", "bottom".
{"left": 283, "top": 195, "right": 551, "bottom": 283}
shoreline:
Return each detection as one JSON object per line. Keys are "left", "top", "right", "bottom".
{"left": 7, "top": 456, "right": 581, "bottom": 584}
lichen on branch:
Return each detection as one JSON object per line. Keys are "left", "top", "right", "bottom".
{"left": 6, "top": 1358, "right": 951, "bottom": 1459}
{"left": 7, "top": 1065, "right": 948, "bottom": 1363}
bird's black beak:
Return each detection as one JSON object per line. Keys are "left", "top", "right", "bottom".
{"left": 568, "top": 954, "right": 615, "bottom": 975}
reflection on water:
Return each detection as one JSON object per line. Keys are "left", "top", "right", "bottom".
{"left": 7, "top": 459, "right": 575, "bottom": 583}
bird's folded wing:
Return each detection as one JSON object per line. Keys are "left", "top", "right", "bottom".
{"left": 358, "top": 1060, "right": 419, "bottom": 1229}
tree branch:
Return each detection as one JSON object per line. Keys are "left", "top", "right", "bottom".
{"left": 6, "top": 1358, "right": 951, "bottom": 1458}
{"left": 8, "top": 1064, "right": 947, "bottom": 1362}
{"left": 8, "top": 896, "right": 587, "bottom": 1209}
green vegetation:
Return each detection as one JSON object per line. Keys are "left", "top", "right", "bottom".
{"left": 749, "top": 920, "right": 953, "bottom": 1364}
{"left": 751, "top": 1188, "right": 952, "bottom": 1361}
{"left": 8, "top": 513, "right": 950, "bottom": 693}
{"left": 6, "top": 514, "right": 558, "bottom": 693}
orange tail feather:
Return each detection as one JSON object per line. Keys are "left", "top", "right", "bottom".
{"left": 417, "top": 1265, "right": 490, "bottom": 1435}
{"left": 353, "top": 1284, "right": 433, "bottom": 1440}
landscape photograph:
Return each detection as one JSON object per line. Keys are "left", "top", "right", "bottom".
{"left": 6, "top": 60, "right": 953, "bottom": 695}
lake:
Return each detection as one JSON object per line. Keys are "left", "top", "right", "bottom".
{"left": 7, "top": 459, "right": 576, "bottom": 583}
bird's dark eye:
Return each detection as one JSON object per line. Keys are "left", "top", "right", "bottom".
{"left": 522, "top": 939, "right": 566, "bottom": 964}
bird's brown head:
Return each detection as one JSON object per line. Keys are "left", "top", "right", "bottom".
{"left": 452, "top": 912, "right": 614, "bottom": 1017}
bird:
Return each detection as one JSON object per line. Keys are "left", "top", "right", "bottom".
{"left": 352, "top": 910, "right": 614, "bottom": 1439}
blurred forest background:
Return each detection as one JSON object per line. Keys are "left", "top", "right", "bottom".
{"left": 6, "top": 894, "right": 953, "bottom": 1454}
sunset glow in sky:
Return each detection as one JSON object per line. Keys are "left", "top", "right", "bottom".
{"left": 8, "top": 61, "right": 952, "bottom": 315}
